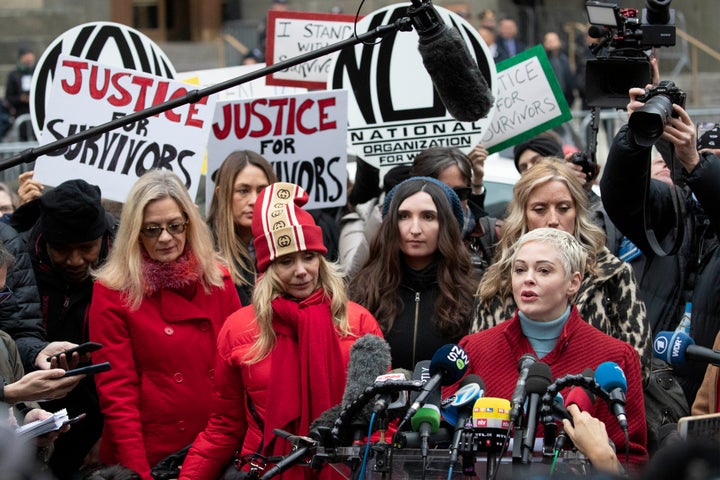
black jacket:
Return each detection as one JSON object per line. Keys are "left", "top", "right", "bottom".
{"left": 384, "top": 261, "right": 464, "bottom": 370}
{"left": 0, "top": 222, "right": 46, "bottom": 371}
{"left": 601, "top": 124, "right": 720, "bottom": 404}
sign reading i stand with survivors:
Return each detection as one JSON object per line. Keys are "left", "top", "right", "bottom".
{"left": 33, "top": 54, "right": 217, "bottom": 203}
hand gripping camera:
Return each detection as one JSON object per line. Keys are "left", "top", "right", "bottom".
{"left": 628, "top": 80, "right": 687, "bottom": 146}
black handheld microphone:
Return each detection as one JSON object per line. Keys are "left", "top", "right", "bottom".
{"left": 373, "top": 368, "right": 412, "bottom": 415}
{"left": 401, "top": 344, "right": 469, "bottom": 424}
{"left": 594, "top": 361, "right": 629, "bottom": 432}
{"left": 521, "top": 362, "right": 552, "bottom": 464}
{"left": 509, "top": 354, "right": 537, "bottom": 425}
{"left": 407, "top": 0, "right": 494, "bottom": 122}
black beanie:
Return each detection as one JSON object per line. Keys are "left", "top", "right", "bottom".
{"left": 513, "top": 136, "right": 564, "bottom": 172}
{"left": 40, "top": 179, "right": 108, "bottom": 245}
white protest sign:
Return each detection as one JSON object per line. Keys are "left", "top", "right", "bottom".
{"left": 177, "top": 63, "right": 307, "bottom": 102}
{"left": 206, "top": 90, "right": 348, "bottom": 210}
{"left": 482, "top": 45, "right": 572, "bottom": 153}
{"left": 328, "top": 4, "right": 497, "bottom": 172}
{"left": 265, "top": 10, "right": 358, "bottom": 89}
{"left": 33, "top": 54, "right": 217, "bottom": 203}
{"left": 31, "top": 21, "right": 176, "bottom": 139}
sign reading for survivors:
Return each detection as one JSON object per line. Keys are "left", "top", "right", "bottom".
{"left": 483, "top": 45, "right": 572, "bottom": 153}
{"left": 206, "top": 90, "right": 348, "bottom": 211}
{"left": 328, "top": 4, "right": 497, "bottom": 170}
{"left": 33, "top": 54, "right": 216, "bottom": 203}
{"left": 266, "top": 10, "right": 358, "bottom": 89}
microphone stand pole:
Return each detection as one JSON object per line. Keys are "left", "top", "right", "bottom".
{"left": 0, "top": 17, "right": 414, "bottom": 172}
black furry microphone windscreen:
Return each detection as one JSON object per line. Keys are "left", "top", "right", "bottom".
{"left": 418, "top": 26, "right": 494, "bottom": 122}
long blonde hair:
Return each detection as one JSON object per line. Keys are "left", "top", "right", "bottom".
{"left": 94, "top": 169, "right": 225, "bottom": 310}
{"left": 479, "top": 159, "right": 604, "bottom": 303}
{"left": 245, "top": 254, "right": 352, "bottom": 363}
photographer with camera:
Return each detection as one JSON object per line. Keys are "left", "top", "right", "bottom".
{"left": 601, "top": 84, "right": 720, "bottom": 427}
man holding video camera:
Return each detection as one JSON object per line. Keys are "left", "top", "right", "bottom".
{"left": 601, "top": 84, "right": 720, "bottom": 415}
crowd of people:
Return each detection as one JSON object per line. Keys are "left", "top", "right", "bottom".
{"left": 0, "top": 5, "right": 718, "bottom": 480}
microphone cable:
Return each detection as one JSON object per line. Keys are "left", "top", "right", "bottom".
{"left": 487, "top": 422, "right": 513, "bottom": 480}
{"left": 355, "top": 411, "right": 377, "bottom": 480}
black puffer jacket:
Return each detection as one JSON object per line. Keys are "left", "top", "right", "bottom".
{"left": 0, "top": 221, "right": 46, "bottom": 371}
{"left": 601, "top": 124, "right": 720, "bottom": 404}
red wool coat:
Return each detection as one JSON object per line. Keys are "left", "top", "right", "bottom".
{"left": 89, "top": 270, "right": 241, "bottom": 480}
{"left": 179, "top": 301, "right": 383, "bottom": 480}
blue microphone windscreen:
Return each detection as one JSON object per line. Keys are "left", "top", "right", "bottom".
{"left": 653, "top": 331, "right": 695, "bottom": 364}
{"left": 594, "top": 361, "right": 627, "bottom": 393}
{"left": 430, "top": 344, "right": 469, "bottom": 386}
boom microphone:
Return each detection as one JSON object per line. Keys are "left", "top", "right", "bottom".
{"left": 594, "top": 362, "right": 628, "bottom": 431}
{"left": 401, "top": 344, "right": 469, "bottom": 424}
{"left": 653, "top": 331, "right": 720, "bottom": 367}
{"left": 407, "top": 0, "right": 494, "bottom": 122}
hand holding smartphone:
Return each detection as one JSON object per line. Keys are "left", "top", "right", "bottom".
{"left": 47, "top": 342, "right": 103, "bottom": 363}
{"left": 62, "top": 361, "right": 112, "bottom": 377}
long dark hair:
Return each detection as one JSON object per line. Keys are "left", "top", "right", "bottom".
{"left": 349, "top": 178, "right": 475, "bottom": 337}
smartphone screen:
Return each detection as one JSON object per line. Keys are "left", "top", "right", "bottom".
{"left": 697, "top": 122, "right": 720, "bottom": 150}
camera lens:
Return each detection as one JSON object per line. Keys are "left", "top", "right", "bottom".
{"left": 646, "top": 0, "right": 672, "bottom": 24}
{"left": 628, "top": 95, "right": 674, "bottom": 146}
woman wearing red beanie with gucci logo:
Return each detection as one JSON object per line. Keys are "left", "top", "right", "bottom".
{"left": 181, "top": 182, "right": 382, "bottom": 480}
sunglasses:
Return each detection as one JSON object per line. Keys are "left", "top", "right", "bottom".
{"left": 0, "top": 286, "right": 13, "bottom": 304}
{"left": 453, "top": 187, "right": 472, "bottom": 201}
{"left": 140, "top": 221, "right": 189, "bottom": 238}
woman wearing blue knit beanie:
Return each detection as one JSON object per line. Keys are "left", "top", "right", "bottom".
{"left": 349, "top": 177, "right": 476, "bottom": 370}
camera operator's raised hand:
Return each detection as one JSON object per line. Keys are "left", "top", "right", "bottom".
{"left": 660, "top": 105, "right": 700, "bottom": 173}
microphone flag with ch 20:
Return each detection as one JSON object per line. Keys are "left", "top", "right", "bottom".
{"left": 309, "top": 334, "right": 391, "bottom": 446}
{"left": 443, "top": 374, "right": 486, "bottom": 464}
{"left": 401, "top": 344, "right": 469, "bottom": 425}
{"left": 521, "top": 362, "right": 553, "bottom": 464}
{"left": 509, "top": 354, "right": 538, "bottom": 425}
{"left": 594, "top": 361, "right": 629, "bottom": 431}
{"left": 407, "top": 0, "right": 494, "bottom": 122}
{"left": 654, "top": 330, "right": 720, "bottom": 367}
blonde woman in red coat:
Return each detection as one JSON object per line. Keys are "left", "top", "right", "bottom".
{"left": 180, "top": 182, "right": 382, "bottom": 480}
{"left": 89, "top": 170, "right": 241, "bottom": 480}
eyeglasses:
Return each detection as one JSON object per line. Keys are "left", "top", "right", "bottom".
{"left": 140, "top": 221, "right": 189, "bottom": 238}
{"left": 453, "top": 187, "right": 472, "bottom": 201}
{"left": 0, "top": 287, "right": 13, "bottom": 304}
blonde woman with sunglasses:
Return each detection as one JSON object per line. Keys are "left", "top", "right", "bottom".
{"left": 88, "top": 170, "right": 241, "bottom": 479}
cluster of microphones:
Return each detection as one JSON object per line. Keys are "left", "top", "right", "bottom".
{"left": 256, "top": 330, "right": 720, "bottom": 480}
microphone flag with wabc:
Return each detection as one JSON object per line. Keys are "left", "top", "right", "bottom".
{"left": 654, "top": 331, "right": 720, "bottom": 367}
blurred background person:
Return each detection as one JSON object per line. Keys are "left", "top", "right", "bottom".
{"left": 5, "top": 46, "right": 35, "bottom": 141}
{"left": 494, "top": 17, "right": 526, "bottom": 63}
{"left": 206, "top": 150, "right": 277, "bottom": 305}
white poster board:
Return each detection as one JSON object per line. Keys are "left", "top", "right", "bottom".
{"left": 265, "top": 10, "right": 358, "bottom": 89}
{"left": 482, "top": 45, "right": 572, "bottom": 153}
{"left": 206, "top": 90, "right": 348, "bottom": 210}
{"left": 33, "top": 54, "right": 217, "bottom": 203}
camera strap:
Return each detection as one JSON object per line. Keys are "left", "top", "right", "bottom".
{"left": 642, "top": 146, "right": 684, "bottom": 256}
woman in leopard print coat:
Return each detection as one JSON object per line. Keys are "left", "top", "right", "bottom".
{"left": 473, "top": 160, "right": 651, "bottom": 381}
